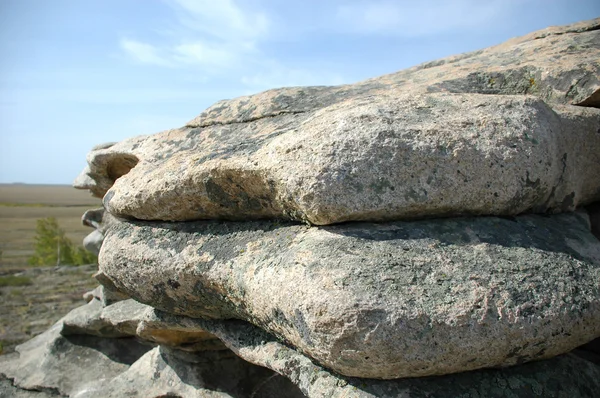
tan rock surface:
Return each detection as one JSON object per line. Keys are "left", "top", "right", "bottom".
{"left": 75, "top": 18, "right": 600, "bottom": 225}
{"left": 98, "top": 211, "right": 600, "bottom": 378}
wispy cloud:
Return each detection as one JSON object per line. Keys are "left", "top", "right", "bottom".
{"left": 120, "top": 39, "right": 173, "bottom": 67}
{"left": 166, "top": 0, "right": 269, "bottom": 41}
{"left": 118, "top": 0, "right": 348, "bottom": 91}
{"left": 120, "top": 0, "right": 267, "bottom": 72}
{"left": 335, "top": 0, "right": 515, "bottom": 37}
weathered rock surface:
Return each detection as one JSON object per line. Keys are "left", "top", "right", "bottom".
{"left": 182, "top": 313, "right": 600, "bottom": 398}
{"left": 0, "top": 317, "right": 304, "bottom": 398}
{"left": 82, "top": 284, "right": 129, "bottom": 306}
{"left": 0, "top": 322, "right": 151, "bottom": 397}
{"left": 81, "top": 207, "right": 117, "bottom": 256}
{"left": 74, "top": 18, "right": 600, "bottom": 225}
{"left": 7, "top": 18, "right": 595, "bottom": 396}
{"left": 62, "top": 297, "right": 228, "bottom": 351}
{"left": 97, "top": 211, "right": 600, "bottom": 378}
{"left": 75, "top": 346, "right": 305, "bottom": 398}
{"left": 4, "top": 298, "right": 598, "bottom": 398}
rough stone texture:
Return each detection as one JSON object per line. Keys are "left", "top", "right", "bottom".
{"left": 73, "top": 308, "right": 599, "bottom": 398}
{"left": 194, "top": 315, "right": 600, "bottom": 398}
{"left": 0, "top": 375, "right": 57, "bottom": 398}
{"left": 15, "top": 17, "right": 596, "bottom": 395}
{"left": 62, "top": 297, "right": 228, "bottom": 351}
{"left": 97, "top": 211, "right": 600, "bottom": 379}
{"left": 74, "top": 18, "right": 600, "bottom": 225}
{"left": 4, "top": 300, "right": 597, "bottom": 397}
{"left": 82, "top": 285, "right": 129, "bottom": 306}
{"left": 81, "top": 207, "right": 117, "bottom": 256}
{"left": 0, "top": 322, "right": 151, "bottom": 397}
{"left": 61, "top": 297, "right": 147, "bottom": 338}
{"left": 0, "top": 318, "right": 304, "bottom": 398}
{"left": 75, "top": 346, "right": 305, "bottom": 398}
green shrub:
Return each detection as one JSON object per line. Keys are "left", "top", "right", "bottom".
{"left": 28, "top": 217, "right": 97, "bottom": 266}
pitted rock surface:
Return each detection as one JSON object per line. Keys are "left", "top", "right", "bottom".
{"left": 74, "top": 18, "right": 600, "bottom": 225}
{"left": 171, "top": 312, "right": 600, "bottom": 398}
{"left": 11, "top": 17, "right": 592, "bottom": 394}
{"left": 97, "top": 211, "right": 600, "bottom": 378}
{"left": 62, "top": 297, "right": 228, "bottom": 351}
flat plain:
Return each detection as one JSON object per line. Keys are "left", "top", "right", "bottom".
{"left": 0, "top": 184, "right": 101, "bottom": 270}
{"left": 0, "top": 184, "right": 101, "bottom": 354}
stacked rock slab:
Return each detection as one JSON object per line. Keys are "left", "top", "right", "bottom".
{"left": 2, "top": 18, "right": 600, "bottom": 397}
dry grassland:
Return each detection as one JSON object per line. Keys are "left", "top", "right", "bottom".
{"left": 0, "top": 184, "right": 101, "bottom": 354}
{"left": 0, "top": 184, "right": 101, "bottom": 271}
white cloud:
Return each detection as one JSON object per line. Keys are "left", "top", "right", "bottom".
{"left": 173, "top": 42, "right": 239, "bottom": 68}
{"left": 120, "top": 0, "right": 269, "bottom": 71}
{"left": 167, "top": 0, "right": 269, "bottom": 41}
{"left": 118, "top": 0, "right": 348, "bottom": 90}
{"left": 335, "top": 0, "right": 512, "bottom": 37}
{"left": 120, "top": 39, "right": 173, "bottom": 67}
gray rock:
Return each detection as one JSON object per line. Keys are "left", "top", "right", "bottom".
{"left": 0, "top": 374, "right": 57, "bottom": 398}
{"left": 82, "top": 285, "right": 129, "bottom": 306}
{"left": 74, "top": 346, "right": 305, "bottom": 398}
{"left": 81, "top": 208, "right": 117, "bottom": 256}
{"left": 0, "top": 322, "right": 151, "bottom": 397}
{"left": 116, "top": 309, "right": 600, "bottom": 398}
{"left": 62, "top": 298, "right": 147, "bottom": 338}
{"left": 74, "top": 19, "right": 600, "bottom": 225}
{"left": 62, "top": 297, "right": 228, "bottom": 351}
{"left": 83, "top": 230, "right": 104, "bottom": 256}
{"left": 136, "top": 308, "right": 229, "bottom": 351}
{"left": 0, "top": 316, "right": 304, "bottom": 398}
{"left": 98, "top": 211, "right": 600, "bottom": 378}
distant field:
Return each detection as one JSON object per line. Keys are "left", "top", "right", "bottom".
{"left": 0, "top": 184, "right": 101, "bottom": 271}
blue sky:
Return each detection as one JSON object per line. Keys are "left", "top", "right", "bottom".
{"left": 1, "top": 0, "right": 598, "bottom": 184}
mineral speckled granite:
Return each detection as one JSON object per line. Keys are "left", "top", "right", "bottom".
{"left": 3, "top": 18, "right": 600, "bottom": 398}
{"left": 98, "top": 212, "right": 600, "bottom": 379}
{"left": 73, "top": 18, "right": 600, "bottom": 225}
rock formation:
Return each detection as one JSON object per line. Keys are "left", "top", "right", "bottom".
{"left": 2, "top": 18, "right": 600, "bottom": 397}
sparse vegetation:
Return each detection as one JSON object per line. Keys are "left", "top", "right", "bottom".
{"left": 0, "top": 185, "right": 101, "bottom": 355}
{"left": 0, "top": 184, "right": 101, "bottom": 270}
{"left": 0, "top": 275, "right": 32, "bottom": 287}
{"left": 28, "top": 217, "right": 97, "bottom": 266}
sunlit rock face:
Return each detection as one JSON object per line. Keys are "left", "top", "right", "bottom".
{"left": 99, "top": 212, "right": 600, "bottom": 379}
{"left": 73, "top": 18, "right": 600, "bottom": 225}
{"left": 2, "top": 18, "right": 600, "bottom": 398}
{"left": 75, "top": 16, "right": 600, "bottom": 380}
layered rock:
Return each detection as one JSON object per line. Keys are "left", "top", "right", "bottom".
{"left": 3, "top": 18, "right": 600, "bottom": 397}
{"left": 97, "top": 211, "right": 600, "bottom": 379}
{"left": 2, "top": 300, "right": 599, "bottom": 397}
{"left": 74, "top": 18, "right": 600, "bottom": 225}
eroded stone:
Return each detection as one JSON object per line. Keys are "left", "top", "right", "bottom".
{"left": 98, "top": 211, "right": 600, "bottom": 378}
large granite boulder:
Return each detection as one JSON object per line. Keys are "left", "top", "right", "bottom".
{"left": 3, "top": 301, "right": 598, "bottom": 398}
{"left": 74, "top": 19, "right": 600, "bottom": 225}
{"left": 97, "top": 211, "right": 600, "bottom": 378}
{"left": 3, "top": 18, "right": 600, "bottom": 397}
{"left": 0, "top": 316, "right": 303, "bottom": 398}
